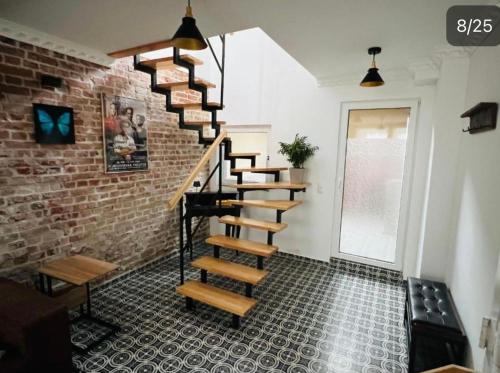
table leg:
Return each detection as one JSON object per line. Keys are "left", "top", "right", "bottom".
{"left": 85, "top": 283, "right": 91, "bottom": 317}
{"left": 70, "top": 281, "right": 121, "bottom": 355}
{"left": 37, "top": 273, "right": 120, "bottom": 355}
{"left": 46, "top": 276, "right": 53, "bottom": 296}
{"left": 39, "top": 273, "right": 46, "bottom": 294}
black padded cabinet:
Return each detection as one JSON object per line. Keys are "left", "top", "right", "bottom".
{"left": 405, "top": 277, "right": 467, "bottom": 373}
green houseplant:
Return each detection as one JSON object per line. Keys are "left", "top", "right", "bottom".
{"left": 278, "top": 134, "right": 319, "bottom": 183}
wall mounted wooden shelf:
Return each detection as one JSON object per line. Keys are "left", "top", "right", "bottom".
{"left": 461, "top": 102, "right": 498, "bottom": 134}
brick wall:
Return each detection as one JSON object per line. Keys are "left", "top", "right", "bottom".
{"left": 0, "top": 36, "right": 211, "bottom": 284}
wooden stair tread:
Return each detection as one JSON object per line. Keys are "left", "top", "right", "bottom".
{"left": 176, "top": 280, "right": 257, "bottom": 317}
{"left": 172, "top": 102, "right": 222, "bottom": 110}
{"left": 140, "top": 55, "right": 203, "bottom": 69}
{"left": 206, "top": 235, "right": 278, "bottom": 257}
{"left": 158, "top": 79, "right": 216, "bottom": 91}
{"left": 108, "top": 39, "right": 175, "bottom": 59}
{"left": 224, "top": 182, "right": 310, "bottom": 190}
{"left": 218, "top": 200, "right": 238, "bottom": 207}
{"left": 184, "top": 120, "right": 226, "bottom": 126}
{"left": 225, "top": 199, "right": 303, "bottom": 211}
{"left": 228, "top": 152, "right": 260, "bottom": 157}
{"left": 191, "top": 256, "right": 269, "bottom": 285}
{"left": 219, "top": 215, "right": 287, "bottom": 232}
{"left": 231, "top": 167, "right": 288, "bottom": 172}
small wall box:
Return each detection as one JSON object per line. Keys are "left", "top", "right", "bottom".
{"left": 423, "top": 364, "right": 474, "bottom": 373}
{"left": 461, "top": 102, "right": 498, "bottom": 134}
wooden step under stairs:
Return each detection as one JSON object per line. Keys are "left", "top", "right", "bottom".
{"left": 111, "top": 37, "right": 309, "bottom": 328}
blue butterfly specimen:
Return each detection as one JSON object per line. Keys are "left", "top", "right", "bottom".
{"left": 36, "top": 109, "right": 71, "bottom": 137}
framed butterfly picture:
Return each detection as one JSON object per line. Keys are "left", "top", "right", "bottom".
{"left": 33, "top": 103, "right": 75, "bottom": 144}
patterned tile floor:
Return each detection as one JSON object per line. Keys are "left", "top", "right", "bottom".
{"left": 72, "top": 246, "right": 408, "bottom": 373}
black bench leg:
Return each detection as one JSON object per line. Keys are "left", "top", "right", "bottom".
{"left": 408, "top": 331, "right": 416, "bottom": 373}
{"left": 454, "top": 341, "right": 466, "bottom": 365}
{"left": 231, "top": 314, "right": 240, "bottom": 329}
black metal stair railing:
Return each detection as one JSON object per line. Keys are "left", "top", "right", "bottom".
{"left": 132, "top": 35, "right": 226, "bottom": 145}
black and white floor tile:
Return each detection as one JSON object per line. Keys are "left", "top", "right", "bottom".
{"left": 72, "top": 246, "right": 407, "bottom": 373}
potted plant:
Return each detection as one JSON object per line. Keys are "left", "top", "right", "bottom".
{"left": 278, "top": 133, "right": 319, "bottom": 183}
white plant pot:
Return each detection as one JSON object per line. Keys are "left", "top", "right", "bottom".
{"left": 289, "top": 168, "right": 306, "bottom": 183}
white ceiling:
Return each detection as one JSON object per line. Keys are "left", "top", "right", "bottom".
{"left": 0, "top": 0, "right": 484, "bottom": 80}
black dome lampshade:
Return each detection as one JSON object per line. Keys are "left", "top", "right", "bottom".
{"left": 171, "top": 0, "right": 208, "bottom": 50}
{"left": 360, "top": 47, "right": 385, "bottom": 87}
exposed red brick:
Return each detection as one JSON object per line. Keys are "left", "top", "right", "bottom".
{"left": 0, "top": 38, "right": 210, "bottom": 283}
{"left": 1, "top": 84, "right": 30, "bottom": 96}
{"left": 5, "top": 75, "right": 23, "bottom": 85}
{"left": 0, "top": 64, "right": 33, "bottom": 78}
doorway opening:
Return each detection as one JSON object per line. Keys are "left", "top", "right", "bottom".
{"left": 332, "top": 101, "right": 418, "bottom": 271}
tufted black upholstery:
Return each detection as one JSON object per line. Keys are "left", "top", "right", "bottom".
{"left": 407, "top": 277, "right": 462, "bottom": 333}
{"left": 405, "top": 277, "right": 466, "bottom": 372}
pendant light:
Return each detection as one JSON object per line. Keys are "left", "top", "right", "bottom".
{"left": 171, "top": 0, "right": 208, "bottom": 50}
{"left": 360, "top": 47, "right": 384, "bottom": 87}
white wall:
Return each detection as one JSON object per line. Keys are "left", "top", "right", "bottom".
{"left": 445, "top": 46, "right": 500, "bottom": 370}
{"left": 218, "top": 29, "right": 435, "bottom": 277}
{"left": 417, "top": 56, "right": 470, "bottom": 280}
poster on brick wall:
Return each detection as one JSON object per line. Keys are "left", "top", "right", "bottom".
{"left": 101, "top": 94, "right": 149, "bottom": 173}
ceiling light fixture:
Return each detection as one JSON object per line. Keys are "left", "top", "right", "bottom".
{"left": 360, "top": 47, "right": 384, "bottom": 87}
{"left": 171, "top": 0, "right": 208, "bottom": 50}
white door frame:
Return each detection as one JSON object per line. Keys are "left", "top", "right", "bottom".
{"left": 330, "top": 99, "right": 420, "bottom": 271}
{"left": 220, "top": 124, "right": 271, "bottom": 184}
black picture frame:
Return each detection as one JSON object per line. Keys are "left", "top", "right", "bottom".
{"left": 33, "top": 103, "right": 75, "bottom": 144}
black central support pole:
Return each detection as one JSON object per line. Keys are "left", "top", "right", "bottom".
{"left": 218, "top": 143, "right": 223, "bottom": 209}
{"left": 220, "top": 34, "right": 225, "bottom": 107}
{"left": 186, "top": 211, "right": 193, "bottom": 260}
{"left": 179, "top": 198, "right": 184, "bottom": 285}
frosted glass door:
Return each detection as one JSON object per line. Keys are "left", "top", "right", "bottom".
{"left": 339, "top": 108, "right": 410, "bottom": 263}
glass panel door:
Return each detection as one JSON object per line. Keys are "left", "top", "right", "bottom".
{"left": 339, "top": 108, "right": 410, "bottom": 264}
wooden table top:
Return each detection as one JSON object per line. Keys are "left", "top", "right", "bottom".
{"left": 38, "top": 255, "right": 119, "bottom": 286}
